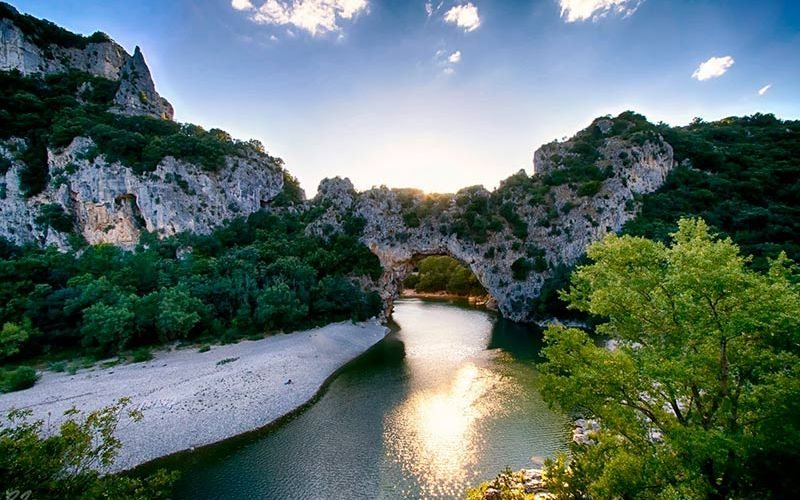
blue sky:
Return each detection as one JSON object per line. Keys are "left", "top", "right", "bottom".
{"left": 11, "top": 0, "right": 800, "bottom": 194}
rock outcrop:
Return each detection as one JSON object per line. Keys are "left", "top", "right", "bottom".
{"left": 0, "top": 137, "right": 284, "bottom": 249}
{"left": 111, "top": 46, "right": 174, "bottom": 120}
{"left": 306, "top": 117, "right": 674, "bottom": 321}
{"left": 0, "top": 3, "right": 172, "bottom": 119}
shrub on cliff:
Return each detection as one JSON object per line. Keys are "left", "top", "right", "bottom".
{"left": 0, "top": 3, "right": 111, "bottom": 49}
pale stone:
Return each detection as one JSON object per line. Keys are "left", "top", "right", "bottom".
{"left": 306, "top": 129, "right": 673, "bottom": 322}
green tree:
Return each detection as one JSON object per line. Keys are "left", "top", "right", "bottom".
{"left": 81, "top": 300, "right": 134, "bottom": 354}
{"left": 0, "top": 319, "right": 34, "bottom": 360}
{"left": 255, "top": 282, "right": 308, "bottom": 332}
{"left": 156, "top": 287, "right": 204, "bottom": 342}
{"left": 0, "top": 398, "right": 177, "bottom": 499}
{"left": 541, "top": 218, "right": 800, "bottom": 499}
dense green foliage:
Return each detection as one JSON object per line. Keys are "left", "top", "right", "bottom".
{"left": 403, "top": 255, "right": 486, "bottom": 297}
{"left": 1, "top": 398, "right": 176, "bottom": 499}
{"left": 451, "top": 187, "right": 506, "bottom": 244}
{"left": 532, "top": 112, "right": 800, "bottom": 321}
{"left": 0, "top": 210, "right": 382, "bottom": 378}
{"left": 395, "top": 185, "right": 533, "bottom": 245}
{"left": 0, "top": 69, "right": 274, "bottom": 195}
{"left": 540, "top": 219, "right": 800, "bottom": 499}
{"left": 625, "top": 113, "right": 800, "bottom": 270}
{"left": 0, "top": 2, "right": 111, "bottom": 49}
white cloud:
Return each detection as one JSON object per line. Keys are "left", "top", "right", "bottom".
{"left": 559, "top": 0, "right": 643, "bottom": 23}
{"left": 758, "top": 84, "right": 772, "bottom": 96}
{"left": 444, "top": 3, "right": 481, "bottom": 32}
{"left": 232, "top": 0, "right": 255, "bottom": 11}
{"left": 235, "top": 0, "right": 369, "bottom": 36}
{"left": 435, "top": 49, "right": 461, "bottom": 76}
{"left": 692, "top": 56, "right": 735, "bottom": 81}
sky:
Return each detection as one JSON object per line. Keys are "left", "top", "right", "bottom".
{"left": 10, "top": 0, "right": 800, "bottom": 194}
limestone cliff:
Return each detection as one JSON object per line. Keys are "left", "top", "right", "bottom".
{"left": 0, "top": 6, "right": 675, "bottom": 322}
{"left": 0, "top": 2, "right": 172, "bottom": 119}
{"left": 0, "top": 137, "right": 285, "bottom": 249}
{"left": 305, "top": 115, "right": 674, "bottom": 321}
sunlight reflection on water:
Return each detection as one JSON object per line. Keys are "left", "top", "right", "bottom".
{"left": 384, "top": 362, "right": 513, "bottom": 498}
{"left": 162, "top": 299, "right": 567, "bottom": 500}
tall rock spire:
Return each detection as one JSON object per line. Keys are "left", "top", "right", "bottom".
{"left": 111, "top": 46, "right": 174, "bottom": 120}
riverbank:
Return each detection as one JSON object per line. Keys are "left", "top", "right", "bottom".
{"left": 0, "top": 320, "right": 389, "bottom": 472}
{"left": 401, "top": 289, "right": 495, "bottom": 307}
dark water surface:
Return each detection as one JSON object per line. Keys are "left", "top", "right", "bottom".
{"left": 161, "top": 298, "right": 567, "bottom": 499}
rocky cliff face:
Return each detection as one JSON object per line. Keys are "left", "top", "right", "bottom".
{"left": 0, "top": 18, "right": 125, "bottom": 78}
{"left": 0, "top": 4, "right": 173, "bottom": 119}
{"left": 0, "top": 137, "right": 284, "bottom": 249}
{"left": 306, "top": 117, "right": 674, "bottom": 321}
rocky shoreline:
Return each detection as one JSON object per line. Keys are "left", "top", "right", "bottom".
{"left": 0, "top": 320, "right": 389, "bottom": 472}
{"left": 474, "top": 418, "right": 600, "bottom": 499}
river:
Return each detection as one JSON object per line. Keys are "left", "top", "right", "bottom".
{"left": 160, "top": 298, "right": 568, "bottom": 499}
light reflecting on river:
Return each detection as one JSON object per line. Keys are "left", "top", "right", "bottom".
{"left": 154, "top": 298, "right": 567, "bottom": 499}
{"left": 385, "top": 363, "right": 505, "bottom": 497}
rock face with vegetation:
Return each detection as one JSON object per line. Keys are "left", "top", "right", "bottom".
{"left": 307, "top": 113, "right": 674, "bottom": 321}
{"left": 1, "top": 136, "right": 284, "bottom": 249}
{"left": 0, "top": 4, "right": 288, "bottom": 250}
{"left": 0, "top": 2, "right": 172, "bottom": 119}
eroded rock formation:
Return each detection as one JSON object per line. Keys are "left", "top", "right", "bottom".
{"left": 0, "top": 137, "right": 285, "bottom": 249}
{"left": 306, "top": 117, "right": 674, "bottom": 321}
{"left": 0, "top": 3, "right": 172, "bottom": 119}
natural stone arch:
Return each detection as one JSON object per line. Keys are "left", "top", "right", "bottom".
{"left": 306, "top": 114, "right": 675, "bottom": 322}
{"left": 369, "top": 244, "right": 499, "bottom": 318}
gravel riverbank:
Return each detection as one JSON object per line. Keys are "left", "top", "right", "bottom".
{"left": 0, "top": 320, "right": 389, "bottom": 471}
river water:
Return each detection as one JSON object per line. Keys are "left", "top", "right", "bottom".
{"left": 163, "top": 298, "right": 567, "bottom": 499}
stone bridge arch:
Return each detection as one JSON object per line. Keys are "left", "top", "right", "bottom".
{"left": 311, "top": 114, "right": 675, "bottom": 323}
{"left": 367, "top": 242, "right": 499, "bottom": 318}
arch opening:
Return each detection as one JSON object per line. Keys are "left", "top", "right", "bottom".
{"left": 402, "top": 255, "right": 490, "bottom": 305}
{"left": 374, "top": 249, "right": 499, "bottom": 319}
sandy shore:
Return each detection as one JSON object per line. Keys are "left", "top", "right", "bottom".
{"left": 0, "top": 320, "right": 389, "bottom": 472}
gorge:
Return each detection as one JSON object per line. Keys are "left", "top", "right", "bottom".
{"left": 0, "top": 2, "right": 676, "bottom": 321}
{"left": 1, "top": 4, "right": 799, "bottom": 499}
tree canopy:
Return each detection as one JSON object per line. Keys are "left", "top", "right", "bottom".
{"left": 403, "top": 255, "right": 487, "bottom": 297}
{"left": 0, "top": 210, "right": 383, "bottom": 390}
{"left": 540, "top": 218, "right": 800, "bottom": 499}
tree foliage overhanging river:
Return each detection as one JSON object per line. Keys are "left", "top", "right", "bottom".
{"left": 154, "top": 298, "right": 568, "bottom": 499}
